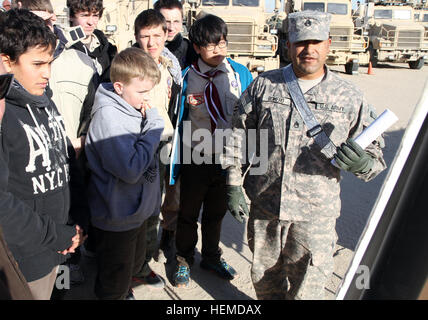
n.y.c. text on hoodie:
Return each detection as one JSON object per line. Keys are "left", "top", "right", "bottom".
{"left": 21, "top": 107, "right": 70, "bottom": 195}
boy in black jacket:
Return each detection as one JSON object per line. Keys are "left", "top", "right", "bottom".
{"left": 154, "top": 0, "right": 197, "bottom": 70}
{"left": 0, "top": 52, "right": 33, "bottom": 301}
{"left": 0, "top": 9, "right": 86, "bottom": 299}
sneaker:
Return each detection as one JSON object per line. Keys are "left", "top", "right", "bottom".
{"left": 132, "top": 271, "right": 165, "bottom": 289}
{"left": 173, "top": 264, "right": 190, "bottom": 288}
{"left": 125, "top": 289, "right": 135, "bottom": 300}
{"left": 66, "top": 263, "right": 85, "bottom": 285}
{"left": 200, "top": 259, "right": 237, "bottom": 280}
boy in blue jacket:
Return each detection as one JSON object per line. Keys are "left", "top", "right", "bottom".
{"left": 170, "top": 14, "right": 253, "bottom": 288}
{"left": 85, "top": 47, "right": 164, "bottom": 300}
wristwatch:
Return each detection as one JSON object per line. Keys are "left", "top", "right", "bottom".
{"left": 0, "top": 73, "right": 13, "bottom": 100}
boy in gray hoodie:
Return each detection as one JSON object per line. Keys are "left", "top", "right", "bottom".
{"left": 85, "top": 47, "right": 164, "bottom": 300}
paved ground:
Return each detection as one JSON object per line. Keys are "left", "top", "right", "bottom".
{"left": 58, "top": 62, "right": 428, "bottom": 301}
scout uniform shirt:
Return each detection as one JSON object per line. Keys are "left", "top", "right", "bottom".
{"left": 148, "top": 55, "right": 174, "bottom": 142}
{"left": 185, "top": 58, "right": 241, "bottom": 155}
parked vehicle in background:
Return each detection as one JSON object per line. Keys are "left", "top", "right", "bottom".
{"left": 354, "top": 0, "right": 428, "bottom": 70}
{"left": 97, "top": 0, "right": 151, "bottom": 51}
{"left": 275, "top": 0, "right": 370, "bottom": 75}
{"left": 51, "top": 0, "right": 152, "bottom": 51}
{"left": 412, "top": 0, "right": 428, "bottom": 59}
{"left": 182, "top": 0, "right": 279, "bottom": 75}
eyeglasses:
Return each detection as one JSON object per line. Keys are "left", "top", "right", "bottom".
{"left": 203, "top": 40, "right": 228, "bottom": 51}
{"left": 165, "top": 20, "right": 182, "bottom": 26}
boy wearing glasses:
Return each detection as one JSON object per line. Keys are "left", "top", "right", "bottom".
{"left": 170, "top": 14, "right": 252, "bottom": 288}
{"left": 154, "top": 0, "right": 197, "bottom": 70}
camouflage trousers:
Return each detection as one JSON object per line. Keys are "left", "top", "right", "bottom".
{"left": 248, "top": 209, "right": 337, "bottom": 300}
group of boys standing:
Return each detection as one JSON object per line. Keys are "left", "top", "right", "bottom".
{"left": 0, "top": 0, "right": 386, "bottom": 301}
{"left": 0, "top": 0, "right": 254, "bottom": 300}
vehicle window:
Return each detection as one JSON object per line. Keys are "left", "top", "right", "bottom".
{"left": 393, "top": 9, "right": 411, "bottom": 20}
{"left": 303, "top": 2, "right": 325, "bottom": 12}
{"left": 202, "top": 0, "right": 229, "bottom": 5}
{"left": 327, "top": 3, "right": 347, "bottom": 15}
{"left": 374, "top": 9, "right": 392, "bottom": 19}
{"left": 232, "top": 0, "right": 259, "bottom": 6}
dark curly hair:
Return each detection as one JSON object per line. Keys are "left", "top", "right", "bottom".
{"left": 0, "top": 9, "right": 56, "bottom": 62}
{"left": 66, "top": 0, "right": 104, "bottom": 19}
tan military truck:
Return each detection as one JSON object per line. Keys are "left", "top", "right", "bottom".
{"left": 51, "top": 0, "right": 151, "bottom": 51}
{"left": 356, "top": 1, "right": 427, "bottom": 69}
{"left": 51, "top": 0, "right": 70, "bottom": 28}
{"left": 412, "top": 2, "right": 428, "bottom": 54}
{"left": 97, "top": 0, "right": 152, "bottom": 51}
{"left": 182, "top": 0, "right": 279, "bottom": 75}
{"left": 412, "top": 0, "right": 428, "bottom": 21}
{"left": 414, "top": 9, "right": 428, "bottom": 22}
{"left": 278, "top": 0, "right": 370, "bottom": 75}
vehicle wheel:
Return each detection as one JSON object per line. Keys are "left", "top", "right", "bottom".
{"left": 408, "top": 58, "right": 424, "bottom": 70}
{"left": 345, "top": 61, "right": 358, "bottom": 75}
{"left": 368, "top": 45, "right": 378, "bottom": 67}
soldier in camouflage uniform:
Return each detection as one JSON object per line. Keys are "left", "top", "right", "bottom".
{"left": 223, "top": 11, "right": 386, "bottom": 299}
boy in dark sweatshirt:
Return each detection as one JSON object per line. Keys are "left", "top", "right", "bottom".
{"left": 154, "top": 0, "right": 198, "bottom": 70}
{"left": 0, "top": 52, "right": 33, "bottom": 301}
{"left": 85, "top": 47, "right": 164, "bottom": 300}
{"left": 0, "top": 9, "right": 86, "bottom": 299}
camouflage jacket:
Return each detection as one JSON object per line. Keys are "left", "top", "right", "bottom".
{"left": 225, "top": 66, "right": 386, "bottom": 221}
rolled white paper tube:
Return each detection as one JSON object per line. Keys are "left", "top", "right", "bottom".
{"left": 331, "top": 108, "right": 398, "bottom": 168}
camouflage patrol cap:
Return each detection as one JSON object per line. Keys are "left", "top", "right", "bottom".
{"left": 288, "top": 11, "right": 332, "bottom": 43}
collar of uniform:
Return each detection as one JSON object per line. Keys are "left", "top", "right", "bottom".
{"left": 197, "top": 57, "right": 229, "bottom": 74}
{"left": 303, "top": 65, "right": 331, "bottom": 103}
